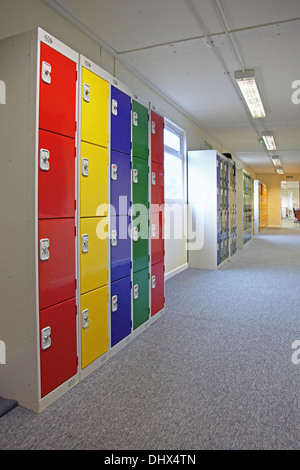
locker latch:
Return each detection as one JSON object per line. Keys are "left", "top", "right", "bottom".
{"left": 134, "top": 284, "right": 139, "bottom": 299}
{"left": 42, "top": 61, "right": 51, "bottom": 84}
{"left": 152, "top": 275, "right": 156, "bottom": 289}
{"left": 133, "top": 112, "right": 138, "bottom": 127}
{"left": 82, "top": 158, "right": 89, "bottom": 176}
{"left": 111, "top": 229, "right": 117, "bottom": 246}
{"left": 112, "top": 99, "right": 118, "bottom": 116}
{"left": 82, "top": 234, "right": 89, "bottom": 253}
{"left": 112, "top": 294, "right": 118, "bottom": 312}
{"left": 151, "top": 172, "right": 156, "bottom": 185}
{"left": 152, "top": 121, "right": 156, "bottom": 134}
{"left": 82, "top": 309, "right": 89, "bottom": 329}
{"left": 152, "top": 224, "right": 156, "bottom": 238}
{"left": 40, "top": 238, "right": 50, "bottom": 261}
{"left": 41, "top": 327, "right": 51, "bottom": 350}
{"left": 133, "top": 226, "right": 139, "bottom": 242}
{"left": 133, "top": 169, "right": 138, "bottom": 184}
{"left": 83, "top": 83, "right": 90, "bottom": 102}
{"left": 111, "top": 163, "right": 118, "bottom": 181}
{"left": 40, "top": 149, "right": 50, "bottom": 171}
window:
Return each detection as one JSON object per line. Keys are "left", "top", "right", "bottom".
{"left": 164, "top": 122, "right": 185, "bottom": 200}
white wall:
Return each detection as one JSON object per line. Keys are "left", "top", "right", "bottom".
{"left": 0, "top": 0, "right": 244, "bottom": 276}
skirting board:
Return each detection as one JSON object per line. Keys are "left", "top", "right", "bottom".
{"left": 165, "top": 263, "right": 188, "bottom": 281}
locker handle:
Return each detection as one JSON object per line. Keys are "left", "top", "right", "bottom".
{"left": 112, "top": 99, "right": 118, "bottom": 116}
{"left": 41, "top": 327, "right": 51, "bottom": 350}
{"left": 40, "top": 238, "right": 50, "bottom": 261}
{"left": 41, "top": 61, "right": 51, "bottom": 84}
{"left": 112, "top": 294, "right": 118, "bottom": 312}
{"left": 151, "top": 172, "right": 156, "bottom": 185}
{"left": 40, "top": 149, "right": 50, "bottom": 171}
{"left": 152, "top": 121, "right": 156, "bottom": 134}
{"left": 134, "top": 284, "right": 139, "bottom": 299}
{"left": 82, "top": 158, "right": 89, "bottom": 176}
{"left": 111, "top": 229, "right": 117, "bottom": 246}
{"left": 133, "top": 169, "right": 138, "bottom": 184}
{"left": 82, "top": 309, "right": 89, "bottom": 329}
{"left": 82, "top": 234, "right": 89, "bottom": 253}
{"left": 83, "top": 83, "right": 90, "bottom": 102}
{"left": 133, "top": 226, "right": 139, "bottom": 242}
{"left": 133, "top": 111, "right": 138, "bottom": 127}
{"left": 152, "top": 275, "right": 156, "bottom": 289}
{"left": 111, "top": 163, "right": 117, "bottom": 181}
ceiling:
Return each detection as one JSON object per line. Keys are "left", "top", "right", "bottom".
{"left": 42, "top": 0, "right": 300, "bottom": 175}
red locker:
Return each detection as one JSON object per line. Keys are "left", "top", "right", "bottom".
{"left": 151, "top": 111, "right": 164, "bottom": 164}
{"left": 40, "top": 297, "right": 77, "bottom": 397}
{"left": 151, "top": 211, "right": 164, "bottom": 265}
{"left": 38, "top": 129, "right": 76, "bottom": 219}
{"left": 38, "top": 218, "right": 76, "bottom": 310}
{"left": 151, "top": 262, "right": 164, "bottom": 317}
{"left": 151, "top": 161, "right": 164, "bottom": 211}
{"left": 39, "top": 42, "right": 77, "bottom": 138}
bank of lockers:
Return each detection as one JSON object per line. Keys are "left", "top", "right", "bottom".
{"left": 188, "top": 150, "right": 236, "bottom": 270}
{"left": 0, "top": 28, "right": 165, "bottom": 413}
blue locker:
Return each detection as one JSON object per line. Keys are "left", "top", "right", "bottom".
{"left": 217, "top": 235, "right": 222, "bottom": 265}
{"left": 111, "top": 215, "right": 131, "bottom": 282}
{"left": 110, "top": 150, "right": 131, "bottom": 216}
{"left": 111, "top": 86, "right": 131, "bottom": 155}
{"left": 111, "top": 276, "right": 131, "bottom": 347}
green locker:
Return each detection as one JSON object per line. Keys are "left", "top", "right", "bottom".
{"left": 133, "top": 268, "right": 149, "bottom": 330}
{"left": 132, "top": 156, "right": 149, "bottom": 213}
{"left": 132, "top": 213, "right": 149, "bottom": 273}
{"left": 132, "top": 100, "right": 149, "bottom": 161}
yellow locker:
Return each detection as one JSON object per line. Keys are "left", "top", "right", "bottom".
{"left": 81, "top": 67, "right": 109, "bottom": 147}
{"left": 80, "top": 217, "right": 108, "bottom": 294}
{"left": 80, "top": 141, "right": 108, "bottom": 217}
{"left": 81, "top": 286, "right": 109, "bottom": 369}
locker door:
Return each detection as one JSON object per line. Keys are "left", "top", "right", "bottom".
{"left": 110, "top": 150, "right": 131, "bottom": 216}
{"left": 80, "top": 142, "right": 108, "bottom": 217}
{"left": 133, "top": 268, "right": 149, "bottom": 330}
{"left": 81, "top": 285, "right": 109, "bottom": 369}
{"left": 38, "top": 129, "right": 75, "bottom": 219}
{"left": 132, "top": 156, "right": 149, "bottom": 211}
{"left": 111, "top": 276, "right": 131, "bottom": 347}
{"left": 110, "top": 215, "right": 131, "bottom": 283}
{"left": 39, "top": 42, "right": 77, "bottom": 138}
{"left": 151, "top": 262, "right": 164, "bottom": 317}
{"left": 38, "top": 218, "right": 76, "bottom": 310}
{"left": 217, "top": 210, "right": 221, "bottom": 237}
{"left": 132, "top": 100, "right": 149, "bottom": 160}
{"left": 111, "top": 86, "right": 131, "bottom": 155}
{"left": 80, "top": 217, "right": 108, "bottom": 294}
{"left": 132, "top": 213, "right": 149, "bottom": 273}
{"left": 151, "top": 211, "right": 164, "bottom": 265}
{"left": 150, "top": 111, "right": 164, "bottom": 164}
{"left": 81, "top": 67, "right": 109, "bottom": 147}
{"left": 151, "top": 161, "right": 164, "bottom": 211}
{"left": 217, "top": 235, "right": 222, "bottom": 265}
{"left": 40, "top": 298, "right": 77, "bottom": 398}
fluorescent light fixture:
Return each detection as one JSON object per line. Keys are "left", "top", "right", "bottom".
{"left": 262, "top": 131, "right": 277, "bottom": 151}
{"left": 235, "top": 69, "right": 266, "bottom": 118}
{"left": 276, "top": 168, "right": 284, "bottom": 175}
{"left": 271, "top": 156, "right": 281, "bottom": 166}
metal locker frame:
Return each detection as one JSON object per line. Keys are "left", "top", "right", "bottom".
{"left": 0, "top": 28, "right": 79, "bottom": 413}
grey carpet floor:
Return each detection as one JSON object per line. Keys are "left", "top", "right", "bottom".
{"left": 1, "top": 227, "right": 300, "bottom": 450}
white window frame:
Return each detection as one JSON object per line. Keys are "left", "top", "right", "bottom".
{"left": 164, "top": 118, "right": 187, "bottom": 203}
